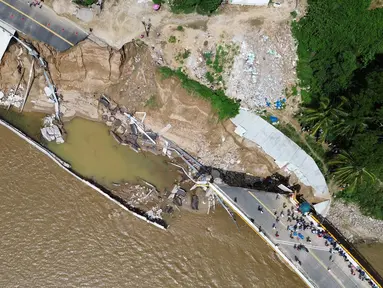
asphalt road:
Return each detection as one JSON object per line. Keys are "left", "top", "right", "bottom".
{"left": 219, "top": 185, "right": 370, "bottom": 288}
{"left": 0, "top": 0, "right": 87, "bottom": 51}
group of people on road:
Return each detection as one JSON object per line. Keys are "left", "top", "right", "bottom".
{"left": 27, "top": 0, "right": 43, "bottom": 8}
{"left": 256, "top": 194, "right": 378, "bottom": 288}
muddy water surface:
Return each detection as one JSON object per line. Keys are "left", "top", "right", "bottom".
{"left": 357, "top": 243, "right": 383, "bottom": 277}
{"left": 0, "top": 124, "right": 305, "bottom": 287}
{"left": 47, "top": 118, "right": 178, "bottom": 190}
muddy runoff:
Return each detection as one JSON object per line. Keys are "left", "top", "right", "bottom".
{"left": 0, "top": 115, "right": 306, "bottom": 287}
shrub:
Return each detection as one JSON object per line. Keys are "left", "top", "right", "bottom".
{"left": 158, "top": 67, "right": 239, "bottom": 119}
{"left": 169, "top": 0, "right": 222, "bottom": 15}
{"left": 206, "top": 72, "right": 215, "bottom": 83}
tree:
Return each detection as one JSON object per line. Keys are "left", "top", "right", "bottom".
{"left": 300, "top": 97, "right": 348, "bottom": 142}
{"left": 329, "top": 151, "right": 376, "bottom": 191}
{"left": 293, "top": 0, "right": 383, "bottom": 218}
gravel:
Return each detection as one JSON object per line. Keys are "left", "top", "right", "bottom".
{"left": 327, "top": 200, "right": 383, "bottom": 244}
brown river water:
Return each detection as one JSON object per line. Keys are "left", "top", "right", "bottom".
{"left": 0, "top": 121, "right": 306, "bottom": 287}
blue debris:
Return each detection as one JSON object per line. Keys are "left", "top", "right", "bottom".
{"left": 270, "top": 116, "right": 279, "bottom": 123}
{"left": 275, "top": 100, "right": 282, "bottom": 109}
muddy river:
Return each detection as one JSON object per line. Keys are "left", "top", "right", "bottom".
{"left": 0, "top": 118, "right": 306, "bottom": 287}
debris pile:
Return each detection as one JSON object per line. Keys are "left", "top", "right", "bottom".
{"left": 98, "top": 95, "right": 159, "bottom": 153}
{"left": 226, "top": 28, "right": 296, "bottom": 108}
{"left": 40, "top": 115, "right": 65, "bottom": 144}
{"left": 0, "top": 89, "right": 24, "bottom": 109}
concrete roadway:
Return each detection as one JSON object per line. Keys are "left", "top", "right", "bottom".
{"left": 0, "top": 0, "right": 87, "bottom": 51}
{"left": 219, "top": 185, "right": 369, "bottom": 288}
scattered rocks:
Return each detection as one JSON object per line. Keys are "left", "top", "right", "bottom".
{"left": 327, "top": 200, "right": 383, "bottom": 244}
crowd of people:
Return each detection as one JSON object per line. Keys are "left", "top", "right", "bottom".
{"left": 256, "top": 195, "right": 378, "bottom": 288}
{"left": 27, "top": 0, "right": 43, "bottom": 8}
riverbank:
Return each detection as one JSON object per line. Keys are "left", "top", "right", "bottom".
{"left": 0, "top": 116, "right": 173, "bottom": 229}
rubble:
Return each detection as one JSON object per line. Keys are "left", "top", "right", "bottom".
{"left": 98, "top": 95, "right": 159, "bottom": 153}
{"left": 226, "top": 26, "right": 297, "bottom": 108}
{"left": 327, "top": 200, "right": 383, "bottom": 244}
{"left": 40, "top": 115, "right": 65, "bottom": 144}
{"left": 0, "top": 89, "right": 24, "bottom": 109}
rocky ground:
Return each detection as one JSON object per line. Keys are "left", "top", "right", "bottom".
{"left": 327, "top": 200, "right": 383, "bottom": 244}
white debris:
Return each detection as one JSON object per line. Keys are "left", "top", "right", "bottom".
{"left": 44, "top": 86, "right": 53, "bottom": 97}
{"left": 0, "top": 89, "right": 24, "bottom": 108}
{"left": 226, "top": 27, "right": 296, "bottom": 109}
{"left": 40, "top": 115, "right": 64, "bottom": 144}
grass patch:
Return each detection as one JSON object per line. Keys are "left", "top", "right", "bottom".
{"left": 169, "top": 0, "right": 222, "bottom": 15}
{"left": 182, "top": 49, "right": 190, "bottom": 59}
{"left": 203, "top": 51, "right": 213, "bottom": 65}
{"left": 144, "top": 95, "right": 159, "bottom": 109}
{"left": 73, "top": 0, "right": 96, "bottom": 6}
{"left": 168, "top": 36, "right": 177, "bottom": 43}
{"left": 205, "top": 72, "right": 215, "bottom": 83}
{"left": 175, "top": 49, "right": 191, "bottom": 63}
{"left": 203, "top": 43, "right": 239, "bottom": 87}
{"left": 176, "top": 25, "right": 184, "bottom": 31}
{"left": 158, "top": 67, "right": 240, "bottom": 120}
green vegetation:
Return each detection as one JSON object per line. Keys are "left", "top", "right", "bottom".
{"left": 175, "top": 49, "right": 191, "bottom": 64}
{"left": 203, "top": 43, "right": 240, "bottom": 87}
{"left": 203, "top": 51, "right": 213, "bottom": 65}
{"left": 158, "top": 67, "right": 240, "bottom": 119}
{"left": 169, "top": 0, "right": 222, "bottom": 15}
{"left": 290, "top": 10, "right": 297, "bottom": 18}
{"left": 176, "top": 25, "right": 184, "bottom": 31}
{"left": 144, "top": 95, "right": 159, "bottom": 109}
{"left": 74, "top": 0, "right": 96, "bottom": 6}
{"left": 293, "top": 0, "right": 383, "bottom": 218}
{"left": 152, "top": 0, "right": 164, "bottom": 4}
{"left": 181, "top": 49, "right": 190, "bottom": 59}
{"left": 205, "top": 72, "right": 215, "bottom": 83}
{"left": 168, "top": 35, "right": 177, "bottom": 43}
